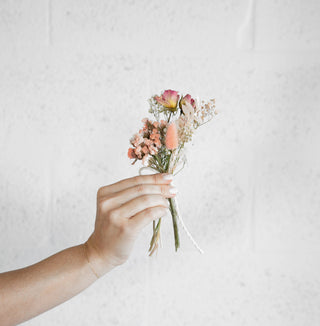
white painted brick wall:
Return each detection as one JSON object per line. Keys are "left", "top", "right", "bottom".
{"left": 1, "top": 0, "right": 320, "bottom": 325}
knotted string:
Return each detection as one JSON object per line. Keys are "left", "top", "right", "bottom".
{"left": 139, "top": 166, "right": 204, "bottom": 254}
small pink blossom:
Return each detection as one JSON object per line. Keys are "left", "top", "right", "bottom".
{"left": 154, "top": 139, "right": 161, "bottom": 148}
{"left": 127, "top": 148, "right": 136, "bottom": 159}
{"left": 130, "top": 133, "right": 143, "bottom": 147}
{"left": 160, "top": 120, "right": 167, "bottom": 127}
{"left": 142, "top": 146, "right": 149, "bottom": 154}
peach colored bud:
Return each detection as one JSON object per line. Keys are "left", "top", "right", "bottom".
{"left": 165, "top": 122, "right": 179, "bottom": 150}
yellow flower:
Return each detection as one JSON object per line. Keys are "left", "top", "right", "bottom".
{"left": 154, "top": 89, "right": 180, "bottom": 112}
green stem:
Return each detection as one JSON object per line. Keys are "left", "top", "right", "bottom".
{"left": 148, "top": 218, "right": 162, "bottom": 255}
{"left": 168, "top": 197, "right": 180, "bottom": 251}
{"left": 165, "top": 150, "right": 172, "bottom": 172}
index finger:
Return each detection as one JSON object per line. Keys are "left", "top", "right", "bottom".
{"left": 99, "top": 173, "right": 173, "bottom": 197}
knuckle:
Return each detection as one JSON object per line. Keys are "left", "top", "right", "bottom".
{"left": 145, "top": 206, "right": 166, "bottom": 219}
{"left": 108, "top": 209, "right": 119, "bottom": 222}
{"left": 133, "top": 175, "right": 142, "bottom": 185}
{"left": 160, "top": 184, "right": 167, "bottom": 195}
{"left": 97, "top": 187, "right": 104, "bottom": 198}
{"left": 97, "top": 199, "right": 106, "bottom": 211}
{"left": 152, "top": 174, "right": 159, "bottom": 184}
{"left": 118, "top": 221, "right": 130, "bottom": 234}
{"left": 143, "top": 194, "right": 154, "bottom": 206}
{"left": 136, "top": 184, "right": 145, "bottom": 193}
{"left": 98, "top": 197, "right": 112, "bottom": 212}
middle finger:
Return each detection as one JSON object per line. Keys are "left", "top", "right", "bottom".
{"left": 107, "top": 184, "right": 178, "bottom": 208}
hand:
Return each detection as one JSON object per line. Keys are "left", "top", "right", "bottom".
{"left": 84, "top": 173, "right": 176, "bottom": 277}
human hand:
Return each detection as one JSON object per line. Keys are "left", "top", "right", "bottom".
{"left": 84, "top": 173, "right": 177, "bottom": 277}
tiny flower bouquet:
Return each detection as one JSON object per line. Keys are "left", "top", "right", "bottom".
{"left": 128, "top": 89, "right": 217, "bottom": 255}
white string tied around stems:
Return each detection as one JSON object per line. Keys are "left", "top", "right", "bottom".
{"left": 139, "top": 166, "right": 204, "bottom": 254}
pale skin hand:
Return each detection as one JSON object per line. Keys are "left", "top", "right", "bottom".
{"left": 0, "top": 173, "right": 176, "bottom": 326}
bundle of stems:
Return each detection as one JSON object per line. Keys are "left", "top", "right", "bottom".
{"left": 147, "top": 145, "right": 185, "bottom": 255}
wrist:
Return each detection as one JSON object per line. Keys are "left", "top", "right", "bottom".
{"left": 82, "top": 237, "right": 115, "bottom": 279}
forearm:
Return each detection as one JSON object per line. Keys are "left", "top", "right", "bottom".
{"left": 0, "top": 173, "right": 173, "bottom": 325}
{"left": 0, "top": 243, "right": 111, "bottom": 326}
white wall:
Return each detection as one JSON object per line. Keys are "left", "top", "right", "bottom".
{"left": 1, "top": 0, "right": 320, "bottom": 325}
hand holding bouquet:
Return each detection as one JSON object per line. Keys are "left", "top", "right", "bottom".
{"left": 128, "top": 90, "right": 217, "bottom": 255}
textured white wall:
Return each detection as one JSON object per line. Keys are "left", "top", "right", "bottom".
{"left": 1, "top": 0, "right": 320, "bottom": 325}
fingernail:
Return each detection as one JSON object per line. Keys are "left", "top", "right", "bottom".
{"left": 169, "top": 186, "right": 178, "bottom": 194}
{"left": 163, "top": 174, "right": 173, "bottom": 181}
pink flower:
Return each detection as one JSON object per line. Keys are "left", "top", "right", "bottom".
{"left": 130, "top": 133, "right": 143, "bottom": 147}
{"left": 135, "top": 145, "right": 143, "bottom": 159}
{"left": 142, "top": 146, "right": 149, "bottom": 154}
{"left": 128, "top": 117, "right": 168, "bottom": 164}
{"left": 141, "top": 118, "right": 150, "bottom": 132}
{"left": 180, "top": 100, "right": 195, "bottom": 123}
{"left": 154, "top": 89, "right": 180, "bottom": 111}
{"left": 165, "top": 122, "right": 179, "bottom": 150}
{"left": 179, "top": 94, "right": 196, "bottom": 110}
{"left": 128, "top": 148, "right": 137, "bottom": 159}
{"left": 154, "top": 139, "right": 161, "bottom": 148}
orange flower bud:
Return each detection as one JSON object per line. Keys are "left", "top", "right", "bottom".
{"left": 165, "top": 122, "right": 179, "bottom": 150}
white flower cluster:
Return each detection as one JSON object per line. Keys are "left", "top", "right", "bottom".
{"left": 148, "top": 97, "right": 167, "bottom": 121}
{"left": 177, "top": 114, "right": 194, "bottom": 144}
{"left": 177, "top": 98, "right": 216, "bottom": 144}
{"left": 193, "top": 98, "right": 216, "bottom": 129}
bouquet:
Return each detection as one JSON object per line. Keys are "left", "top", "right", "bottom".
{"left": 128, "top": 89, "right": 217, "bottom": 255}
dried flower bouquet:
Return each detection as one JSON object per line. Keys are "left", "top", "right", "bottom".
{"left": 128, "top": 89, "right": 217, "bottom": 255}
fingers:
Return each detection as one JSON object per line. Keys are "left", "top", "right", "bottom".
{"left": 105, "top": 184, "right": 178, "bottom": 208}
{"left": 98, "top": 173, "right": 173, "bottom": 197}
{"left": 129, "top": 205, "right": 169, "bottom": 231}
{"left": 112, "top": 194, "right": 169, "bottom": 219}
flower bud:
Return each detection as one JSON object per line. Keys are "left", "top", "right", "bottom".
{"left": 165, "top": 122, "right": 179, "bottom": 150}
